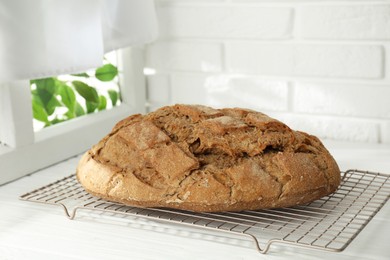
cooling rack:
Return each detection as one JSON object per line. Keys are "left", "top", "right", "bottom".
{"left": 20, "top": 169, "right": 389, "bottom": 254}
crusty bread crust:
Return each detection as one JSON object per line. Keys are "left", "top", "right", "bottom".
{"left": 76, "top": 105, "right": 340, "bottom": 212}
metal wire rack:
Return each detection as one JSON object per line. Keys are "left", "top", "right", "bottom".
{"left": 20, "top": 169, "right": 389, "bottom": 254}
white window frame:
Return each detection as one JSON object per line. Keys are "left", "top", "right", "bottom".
{"left": 0, "top": 46, "right": 146, "bottom": 185}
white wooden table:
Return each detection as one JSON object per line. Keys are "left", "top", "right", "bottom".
{"left": 1, "top": 140, "right": 389, "bottom": 260}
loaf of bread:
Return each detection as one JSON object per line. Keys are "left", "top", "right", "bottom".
{"left": 76, "top": 104, "right": 340, "bottom": 212}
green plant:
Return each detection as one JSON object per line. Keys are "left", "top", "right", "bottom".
{"left": 31, "top": 63, "right": 120, "bottom": 128}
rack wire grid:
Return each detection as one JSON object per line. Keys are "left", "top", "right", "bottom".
{"left": 20, "top": 169, "right": 389, "bottom": 254}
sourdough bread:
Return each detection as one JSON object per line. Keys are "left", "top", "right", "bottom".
{"left": 76, "top": 104, "right": 340, "bottom": 212}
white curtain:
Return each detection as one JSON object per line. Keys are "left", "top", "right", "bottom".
{"left": 0, "top": 0, "right": 158, "bottom": 81}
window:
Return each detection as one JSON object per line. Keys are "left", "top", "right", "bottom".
{"left": 0, "top": 47, "right": 146, "bottom": 185}
{"left": 31, "top": 50, "right": 122, "bottom": 132}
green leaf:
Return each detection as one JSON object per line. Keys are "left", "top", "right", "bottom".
{"left": 108, "top": 90, "right": 119, "bottom": 106}
{"left": 47, "top": 97, "right": 62, "bottom": 115}
{"left": 73, "top": 81, "right": 99, "bottom": 104}
{"left": 32, "top": 98, "right": 50, "bottom": 124}
{"left": 65, "top": 110, "right": 75, "bottom": 119}
{"left": 98, "top": 95, "right": 107, "bottom": 111}
{"left": 86, "top": 101, "right": 98, "bottom": 114}
{"left": 31, "top": 92, "right": 43, "bottom": 107}
{"left": 51, "top": 118, "right": 66, "bottom": 125}
{"left": 75, "top": 102, "right": 85, "bottom": 117}
{"left": 36, "top": 88, "right": 51, "bottom": 105}
{"left": 58, "top": 83, "right": 76, "bottom": 114}
{"left": 31, "top": 78, "right": 62, "bottom": 116}
{"left": 95, "top": 64, "right": 118, "bottom": 82}
{"left": 36, "top": 89, "right": 61, "bottom": 116}
{"left": 33, "top": 78, "right": 57, "bottom": 94}
{"left": 71, "top": 72, "right": 89, "bottom": 78}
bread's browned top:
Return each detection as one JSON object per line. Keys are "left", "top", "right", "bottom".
{"left": 77, "top": 104, "right": 340, "bottom": 212}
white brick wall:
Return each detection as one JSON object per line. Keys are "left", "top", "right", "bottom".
{"left": 293, "top": 83, "right": 390, "bottom": 118}
{"left": 145, "top": 0, "right": 390, "bottom": 144}
{"left": 157, "top": 5, "right": 293, "bottom": 39}
{"left": 145, "top": 41, "right": 222, "bottom": 72}
{"left": 300, "top": 5, "right": 390, "bottom": 40}
{"left": 171, "top": 74, "right": 289, "bottom": 111}
{"left": 226, "top": 43, "right": 383, "bottom": 78}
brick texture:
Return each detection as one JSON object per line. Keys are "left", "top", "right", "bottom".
{"left": 157, "top": 5, "right": 293, "bottom": 39}
{"left": 226, "top": 43, "right": 383, "bottom": 78}
{"left": 146, "top": 75, "right": 171, "bottom": 104}
{"left": 145, "top": 0, "right": 390, "bottom": 143}
{"left": 273, "top": 113, "right": 380, "bottom": 143}
{"left": 293, "top": 83, "right": 390, "bottom": 118}
{"left": 381, "top": 121, "right": 390, "bottom": 143}
{"left": 300, "top": 5, "right": 390, "bottom": 39}
{"left": 145, "top": 41, "right": 222, "bottom": 72}
{"left": 171, "top": 74, "right": 289, "bottom": 111}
